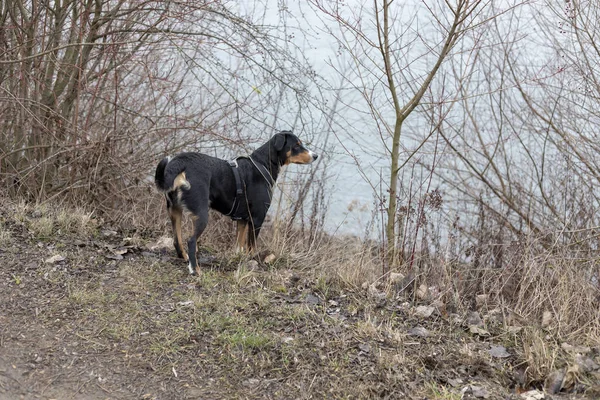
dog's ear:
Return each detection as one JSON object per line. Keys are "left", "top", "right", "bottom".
{"left": 273, "top": 133, "right": 287, "bottom": 151}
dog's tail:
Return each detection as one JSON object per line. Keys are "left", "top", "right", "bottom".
{"left": 155, "top": 156, "right": 191, "bottom": 192}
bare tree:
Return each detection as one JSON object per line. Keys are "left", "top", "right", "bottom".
{"left": 0, "top": 0, "right": 317, "bottom": 222}
{"left": 309, "top": 0, "right": 488, "bottom": 266}
{"left": 437, "top": 0, "right": 600, "bottom": 254}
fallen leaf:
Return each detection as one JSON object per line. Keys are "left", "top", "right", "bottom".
{"left": 263, "top": 253, "right": 276, "bottom": 264}
{"left": 469, "top": 325, "right": 490, "bottom": 336}
{"left": 562, "top": 364, "right": 580, "bottom": 391}
{"left": 541, "top": 310, "right": 553, "bottom": 328}
{"left": 44, "top": 255, "right": 65, "bottom": 264}
{"left": 415, "top": 305, "right": 435, "bottom": 318}
{"left": 519, "top": 389, "right": 545, "bottom": 400}
{"left": 408, "top": 326, "right": 430, "bottom": 338}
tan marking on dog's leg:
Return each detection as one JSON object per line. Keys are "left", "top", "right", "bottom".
{"left": 236, "top": 220, "right": 249, "bottom": 253}
{"left": 170, "top": 207, "right": 188, "bottom": 261}
{"left": 247, "top": 226, "right": 256, "bottom": 255}
{"left": 173, "top": 172, "right": 190, "bottom": 190}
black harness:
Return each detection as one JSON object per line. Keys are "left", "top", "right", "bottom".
{"left": 225, "top": 156, "right": 274, "bottom": 221}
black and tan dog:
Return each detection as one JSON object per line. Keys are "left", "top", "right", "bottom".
{"left": 155, "top": 131, "right": 318, "bottom": 275}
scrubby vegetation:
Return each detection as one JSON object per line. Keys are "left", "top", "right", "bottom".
{"left": 2, "top": 0, "right": 600, "bottom": 398}
{"left": 1, "top": 199, "right": 599, "bottom": 399}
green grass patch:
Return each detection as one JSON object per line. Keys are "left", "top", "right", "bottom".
{"left": 218, "top": 328, "right": 273, "bottom": 352}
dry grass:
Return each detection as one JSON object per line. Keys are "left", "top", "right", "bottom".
{"left": 256, "top": 219, "right": 600, "bottom": 386}
{"left": 1, "top": 195, "right": 599, "bottom": 395}
{"left": 3, "top": 198, "right": 98, "bottom": 240}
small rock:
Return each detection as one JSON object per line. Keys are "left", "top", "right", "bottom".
{"left": 358, "top": 343, "right": 370, "bottom": 353}
{"left": 466, "top": 311, "right": 483, "bottom": 327}
{"left": 263, "top": 253, "right": 276, "bottom": 264}
{"left": 506, "top": 326, "right": 523, "bottom": 334}
{"left": 449, "top": 313, "right": 462, "bottom": 325}
{"left": 408, "top": 326, "right": 430, "bottom": 338}
{"left": 44, "top": 255, "right": 65, "bottom": 264}
{"left": 305, "top": 293, "right": 321, "bottom": 305}
{"left": 541, "top": 311, "right": 553, "bottom": 328}
{"left": 389, "top": 272, "right": 405, "bottom": 284}
{"left": 544, "top": 368, "right": 565, "bottom": 394}
{"left": 101, "top": 229, "right": 118, "bottom": 238}
{"left": 415, "top": 305, "right": 435, "bottom": 318}
{"left": 447, "top": 377, "right": 463, "bottom": 387}
{"left": 147, "top": 237, "right": 172, "bottom": 251}
{"left": 243, "top": 378, "right": 261, "bottom": 387}
{"left": 561, "top": 342, "right": 591, "bottom": 354}
{"left": 461, "top": 385, "right": 489, "bottom": 399}
{"left": 575, "top": 354, "right": 600, "bottom": 372}
{"left": 488, "top": 345, "right": 510, "bottom": 358}
{"left": 476, "top": 294, "right": 489, "bottom": 308}
{"left": 31, "top": 210, "right": 43, "bottom": 218}
{"left": 416, "top": 283, "right": 429, "bottom": 300}
{"left": 367, "top": 284, "right": 386, "bottom": 301}
{"left": 519, "top": 389, "right": 545, "bottom": 400}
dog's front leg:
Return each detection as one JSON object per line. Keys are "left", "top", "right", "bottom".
{"left": 235, "top": 220, "right": 249, "bottom": 253}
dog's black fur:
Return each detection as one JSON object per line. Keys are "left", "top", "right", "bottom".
{"left": 155, "top": 131, "right": 317, "bottom": 275}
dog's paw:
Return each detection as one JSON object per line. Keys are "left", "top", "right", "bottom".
{"left": 187, "top": 262, "right": 196, "bottom": 275}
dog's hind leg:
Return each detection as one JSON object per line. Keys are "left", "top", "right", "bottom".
{"left": 187, "top": 211, "right": 208, "bottom": 275}
{"left": 235, "top": 220, "right": 249, "bottom": 253}
{"left": 168, "top": 205, "right": 188, "bottom": 261}
{"left": 247, "top": 222, "right": 262, "bottom": 255}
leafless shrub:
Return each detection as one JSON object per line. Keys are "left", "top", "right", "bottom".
{"left": 0, "top": 0, "right": 318, "bottom": 228}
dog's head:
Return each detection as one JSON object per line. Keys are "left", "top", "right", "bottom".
{"left": 271, "top": 131, "right": 318, "bottom": 165}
